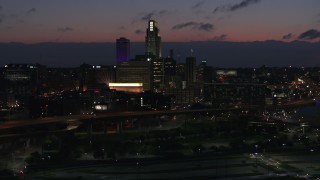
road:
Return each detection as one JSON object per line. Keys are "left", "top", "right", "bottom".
{"left": 0, "top": 107, "right": 256, "bottom": 131}
{"left": 27, "top": 155, "right": 266, "bottom": 180}
{"left": 1, "top": 99, "right": 314, "bottom": 132}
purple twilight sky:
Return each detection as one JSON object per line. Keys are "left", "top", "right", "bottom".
{"left": 0, "top": 0, "right": 320, "bottom": 67}
{"left": 0, "top": 0, "right": 320, "bottom": 43}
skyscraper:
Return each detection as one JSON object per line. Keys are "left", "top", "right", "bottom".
{"left": 185, "top": 56, "right": 196, "bottom": 83}
{"left": 145, "top": 20, "right": 161, "bottom": 58}
{"left": 151, "top": 58, "right": 164, "bottom": 91}
{"left": 116, "top": 37, "right": 130, "bottom": 64}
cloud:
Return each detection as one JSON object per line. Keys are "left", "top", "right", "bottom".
{"left": 57, "top": 27, "right": 74, "bottom": 32}
{"left": 209, "top": 34, "right": 227, "bottom": 41}
{"left": 172, "top": 22, "right": 198, "bottom": 30}
{"left": 199, "top": 23, "right": 214, "bottom": 32}
{"left": 134, "top": 10, "right": 169, "bottom": 23}
{"left": 141, "top": 12, "right": 155, "bottom": 21}
{"left": 0, "top": 6, "right": 2, "bottom": 11}
{"left": 26, "top": 8, "right": 37, "bottom": 14}
{"left": 282, "top": 33, "right": 293, "bottom": 40}
{"left": 212, "top": 7, "right": 220, "bottom": 14}
{"left": 159, "top": 10, "right": 168, "bottom": 15}
{"left": 229, "top": 0, "right": 261, "bottom": 11}
{"left": 191, "top": 1, "right": 205, "bottom": 9}
{"left": 298, "top": 29, "right": 320, "bottom": 40}
{"left": 135, "top": 29, "right": 145, "bottom": 35}
{"left": 172, "top": 22, "right": 214, "bottom": 32}
{"left": 213, "top": 0, "right": 261, "bottom": 13}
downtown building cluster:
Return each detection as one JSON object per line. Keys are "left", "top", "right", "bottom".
{"left": 1, "top": 20, "right": 320, "bottom": 120}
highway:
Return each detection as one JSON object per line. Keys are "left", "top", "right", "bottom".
{"left": 27, "top": 154, "right": 265, "bottom": 180}
{"left": 0, "top": 107, "right": 256, "bottom": 131}
{"left": 0, "top": 99, "right": 314, "bottom": 132}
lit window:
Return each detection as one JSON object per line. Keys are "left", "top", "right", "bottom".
{"left": 150, "top": 21, "right": 154, "bottom": 31}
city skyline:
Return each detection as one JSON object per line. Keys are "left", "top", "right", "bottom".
{"left": 2, "top": 2, "right": 320, "bottom": 179}
{"left": 0, "top": 0, "right": 320, "bottom": 43}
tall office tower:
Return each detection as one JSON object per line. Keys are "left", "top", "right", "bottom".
{"left": 145, "top": 20, "right": 161, "bottom": 58}
{"left": 4, "top": 64, "right": 46, "bottom": 95}
{"left": 164, "top": 55, "right": 176, "bottom": 86}
{"left": 169, "top": 49, "right": 174, "bottom": 58}
{"left": 116, "top": 37, "right": 130, "bottom": 64}
{"left": 151, "top": 58, "right": 164, "bottom": 91}
{"left": 4, "top": 64, "right": 47, "bottom": 108}
{"left": 197, "top": 60, "right": 207, "bottom": 83}
{"left": 185, "top": 56, "right": 197, "bottom": 83}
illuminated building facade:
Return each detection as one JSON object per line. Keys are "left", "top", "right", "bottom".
{"left": 116, "top": 37, "right": 130, "bottom": 64}
{"left": 154, "top": 50, "right": 177, "bottom": 90}
{"left": 164, "top": 56, "right": 176, "bottom": 86}
{"left": 109, "top": 83, "right": 143, "bottom": 93}
{"left": 165, "top": 85, "right": 201, "bottom": 104}
{"left": 4, "top": 64, "right": 46, "bottom": 96}
{"left": 197, "top": 60, "right": 212, "bottom": 83}
{"left": 3, "top": 64, "right": 47, "bottom": 113}
{"left": 145, "top": 20, "right": 161, "bottom": 58}
{"left": 151, "top": 57, "right": 164, "bottom": 91}
{"left": 203, "top": 83, "right": 266, "bottom": 108}
{"left": 116, "top": 61, "right": 152, "bottom": 91}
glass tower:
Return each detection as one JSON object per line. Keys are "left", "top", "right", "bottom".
{"left": 145, "top": 20, "right": 161, "bottom": 58}
{"left": 116, "top": 37, "right": 130, "bottom": 64}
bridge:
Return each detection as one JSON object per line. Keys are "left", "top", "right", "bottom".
{"left": 0, "top": 99, "right": 315, "bottom": 135}
{"left": 0, "top": 107, "right": 258, "bottom": 132}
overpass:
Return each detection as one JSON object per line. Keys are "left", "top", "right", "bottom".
{"left": 0, "top": 107, "right": 258, "bottom": 132}
{"left": 0, "top": 100, "right": 314, "bottom": 133}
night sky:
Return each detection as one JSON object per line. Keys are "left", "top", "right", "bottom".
{"left": 1, "top": 0, "right": 320, "bottom": 43}
{"left": 0, "top": 0, "right": 320, "bottom": 67}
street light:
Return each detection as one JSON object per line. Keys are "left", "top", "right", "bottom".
{"left": 282, "top": 143, "right": 286, "bottom": 152}
{"left": 254, "top": 145, "right": 258, "bottom": 168}
{"left": 310, "top": 149, "right": 314, "bottom": 175}
{"left": 301, "top": 123, "right": 308, "bottom": 134}
{"left": 136, "top": 161, "right": 140, "bottom": 179}
{"left": 126, "top": 100, "right": 129, "bottom": 111}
